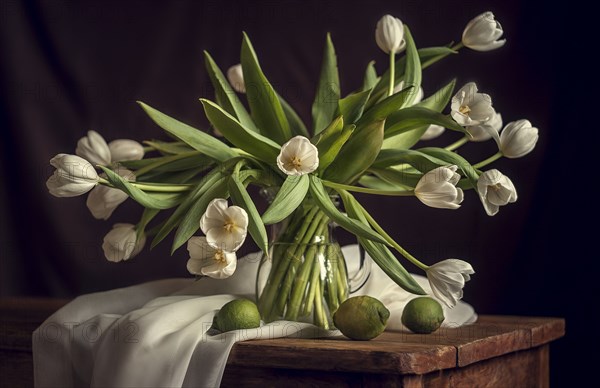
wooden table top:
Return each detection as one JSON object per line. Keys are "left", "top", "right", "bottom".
{"left": 0, "top": 298, "right": 565, "bottom": 375}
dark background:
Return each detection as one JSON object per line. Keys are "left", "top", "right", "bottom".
{"left": 0, "top": 0, "right": 594, "bottom": 385}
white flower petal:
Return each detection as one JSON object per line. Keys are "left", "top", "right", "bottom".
{"left": 277, "top": 136, "right": 319, "bottom": 176}
{"left": 477, "top": 169, "right": 518, "bottom": 216}
{"left": 102, "top": 223, "right": 144, "bottom": 262}
{"left": 227, "top": 64, "right": 246, "bottom": 93}
{"left": 375, "top": 15, "right": 405, "bottom": 54}
{"left": 76, "top": 130, "right": 112, "bottom": 166}
{"left": 499, "top": 119, "right": 539, "bottom": 158}
{"left": 420, "top": 124, "right": 445, "bottom": 141}
{"left": 426, "top": 259, "right": 474, "bottom": 307}
{"left": 200, "top": 198, "right": 230, "bottom": 234}
{"left": 415, "top": 166, "right": 463, "bottom": 209}
{"left": 46, "top": 154, "right": 99, "bottom": 197}
{"left": 108, "top": 139, "right": 145, "bottom": 162}
{"left": 462, "top": 12, "right": 506, "bottom": 52}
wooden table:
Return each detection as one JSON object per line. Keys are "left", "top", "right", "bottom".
{"left": 0, "top": 298, "right": 564, "bottom": 387}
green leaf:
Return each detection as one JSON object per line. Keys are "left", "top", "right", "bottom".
{"left": 356, "top": 86, "right": 413, "bottom": 130}
{"left": 373, "top": 149, "right": 448, "bottom": 171}
{"left": 99, "top": 166, "right": 186, "bottom": 209}
{"left": 400, "top": 25, "right": 422, "bottom": 109}
{"left": 358, "top": 175, "right": 408, "bottom": 191}
{"left": 338, "top": 190, "right": 426, "bottom": 295}
{"left": 278, "top": 93, "right": 309, "bottom": 137}
{"left": 362, "top": 61, "right": 379, "bottom": 91}
{"left": 228, "top": 175, "right": 269, "bottom": 253}
{"left": 241, "top": 32, "right": 291, "bottom": 144}
{"left": 418, "top": 147, "right": 480, "bottom": 188}
{"left": 308, "top": 175, "right": 388, "bottom": 244}
{"left": 138, "top": 102, "right": 236, "bottom": 161}
{"left": 318, "top": 124, "right": 354, "bottom": 172}
{"left": 204, "top": 51, "right": 258, "bottom": 132}
{"left": 382, "top": 79, "right": 456, "bottom": 150}
{"left": 151, "top": 169, "right": 226, "bottom": 249}
{"left": 262, "top": 175, "right": 309, "bottom": 225}
{"left": 172, "top": 176, "right": 229, "bottom": 253}
{"left": 312, "top": 33, "right": 340, "bottom": 135}
{"left": 384, "top": 107, "right": 466, "bottom": 138}
{"left": 200, "top": 99, "right": 281, "bottom": 163}
{"left": 369, "top": 167, "right": 421, "bottom": 188}
{"left": 369, "top": 46, "right": 457, "bottom": 107}
{"left": 323, "top": 119, "right": 384, "bottom": 184}
{"left": 338, "top": 89, "right": 372, "bottom": 124}
{"left": 143, "top": 141, "right": 194, "bottom": 155}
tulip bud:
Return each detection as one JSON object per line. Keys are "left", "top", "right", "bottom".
{"left": 108, "top": 139, "right": 144, "bottom": 162}
{"left": 414, "top": 165, "right": 464, "bottom": 209}
{"left": 86, "top": 169, "right": 135, "bottom": 220}
{"left": 75, "top": 130, "right": 111, "bottom": 166}
{"left": 102, "top": 223, "right": 146, "bottom": 262}
{"left": 46, "top": 154, "right": 99, "bottom": 197}
{"left": 426, "top": 259, "right": 474, "bottom": 307}
{"left": 375, "top": 15, "right": 406, "bottom": 54}
{"left": 462, "top": 12, "right": 506, "bottom": 52}
{"left": 499, "top": 119, "right": 539, "bottom": 158}
{"left": 227, "top": 64, "right": 246, "bottom": 93}
{"left": 420, "top": 124, "right": 445, "bottom": 141}
{"left": 477, "top": 169, "right": 517, "bottom": 216}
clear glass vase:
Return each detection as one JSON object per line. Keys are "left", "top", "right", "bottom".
{"left": 256, "top": 194, "right": 369, "bottom": 329}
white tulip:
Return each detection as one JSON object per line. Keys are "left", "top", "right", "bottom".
{"left": 451, "top": 82, "right": 495, "bottom": 126}
{"left": 200, "top": 198, "right": 248, "bottom": 252}
{"left": 375, "top": 15, "right": 406, "bottom": 54}
{"left": 414, "top": 165, "right": 464, "bottom": 209}
{"left": 426, "top": 259, "right": 475, "bottom": 307}
{"left": 466, "top": 111, "right": 502, "bottom": 142}
{"left": 46, "top": 154, "right": 99, "bottom": 197}
{"left": 277, "top": 136, "right": 319, "bottom": 176}
{"left": 477, "top": 169, "right": 517, "bottom": 216}
{"left": 227, "top": 64, "right": 246, "bottom": 94}
{"left": 102, "top": 223, "right": 146, "bottom": 262}
{"left": 462, "top": 12, "right": 506, "bottom": 52}
{"left": 86, "top": 169, "right": 135, "bottom": 220}
{"left": 393, "top": 80, "right": 424, "bottom": 104}
{"left": 108, "top": 139, "right": 144, "bottom": 162}
{"left": 75, "top": 130, "right": 111, "bottom": 166}
{"left": 420, "top": 124, "right": 446, "bottom": 141}
{"left": 186, "top": 236, "right": 237, "bottom": 279}
{"left": 499, "top": 119, "right": 539, "bottom": 158}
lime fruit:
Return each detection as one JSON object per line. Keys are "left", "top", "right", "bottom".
{"left": 401, "top": 297, "right": 445, "bottom": 334}
{"left": 213, "top": 299, "right": 261, "bottom": 332}
{"left": 333, "top": 295, "right": 390, "bottom": 340}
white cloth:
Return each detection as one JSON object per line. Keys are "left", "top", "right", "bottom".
{"left": 33, "top": 245, "right": 477, "bottom": 388}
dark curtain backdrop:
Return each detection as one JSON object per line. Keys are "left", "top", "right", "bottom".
{"left": 0, "top": 0, "right": 594, "bottom": 385}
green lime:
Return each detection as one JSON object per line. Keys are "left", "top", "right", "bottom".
{"left": 333, "top": 296, "right": 390, "bottom": 340}
{"left": 212, "top": 299, "right": 261, "bottom": 332}
{"left": 401, "top": 297, "right": 445, "bottom": 334}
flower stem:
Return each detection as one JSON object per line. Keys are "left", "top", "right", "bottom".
{"left": 473, "top": 151, "right": 503, "bottom": 169}
{"left": 356, "top": 200, "right": 429, "bottom": 271}
{"left": 445, "top": 136, "right": 469, "bottom": 151}
{"left": 323, "top": 180, "right": 414, "bottom": 196}
{"left": 451, "top": 42, "right": 465, "bottom": 51}
{"left": 388, "top": 51, "right": 396, "bottom": 97}
{"left": 130, "top": 182, "right": 194, "bottom": 192}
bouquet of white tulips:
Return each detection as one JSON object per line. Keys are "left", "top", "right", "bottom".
{"left": 46, "top": 11, "right": 538, "bottom": 328}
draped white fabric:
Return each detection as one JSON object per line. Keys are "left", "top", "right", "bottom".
{"left": 33, "top": 245, "right": 477, "bottom": 387}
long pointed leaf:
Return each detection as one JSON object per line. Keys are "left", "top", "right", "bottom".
{"left": 204, "top": 51, "right": 258, "bottom": 132}
{"left": 384, "top": 107, "right": 466, "bottom": 138}
{"left": 338, "top": 189, "right": 426, "bottom": 295}
{"left": 362, "top": 61, "right": 379, "bottom": 91}
{"left": 373, "top": 149, "right": 448, "bottom": 171}
{"left": 382, "top": 79, "right": 456, "bottom": 150}
{"left": 312, "top": 33, "right": 340, "bottom": 135}
{"left": 241, "top": 32, "right": 291, "bottom": 144}
{"left": 338, "top": 89, "right": 372, "bottom": 124}
{"left": 323, "top": 119, "right": 384, "bottom": 184}
{"left": 418, "top": 147, "right": 480, "bottom": 188}
{"left": 172, "top": 176, "right": 229, "bottom": 253}
{"left": 99, "top": 166, "right": 186, "bottom": 209}
{"left": 308, "top": 175, "right": 387, "bottom": 244}
{"left": 228, "top": 175, "right": 269, "bottom": 253}
{"left": 400, "top": 26, "right": 422, "bottom": 108}
{"left": 200, "top": 99, "right": 280, "bottom": 163}
{"left": 262, "top": 175, "right": 309, "bottom": 225}
{"left": 278, "top": 93, "right": 309, "bottom": 137}
{"left": 137, "top": 102, "right": 236, "bottom": 161}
